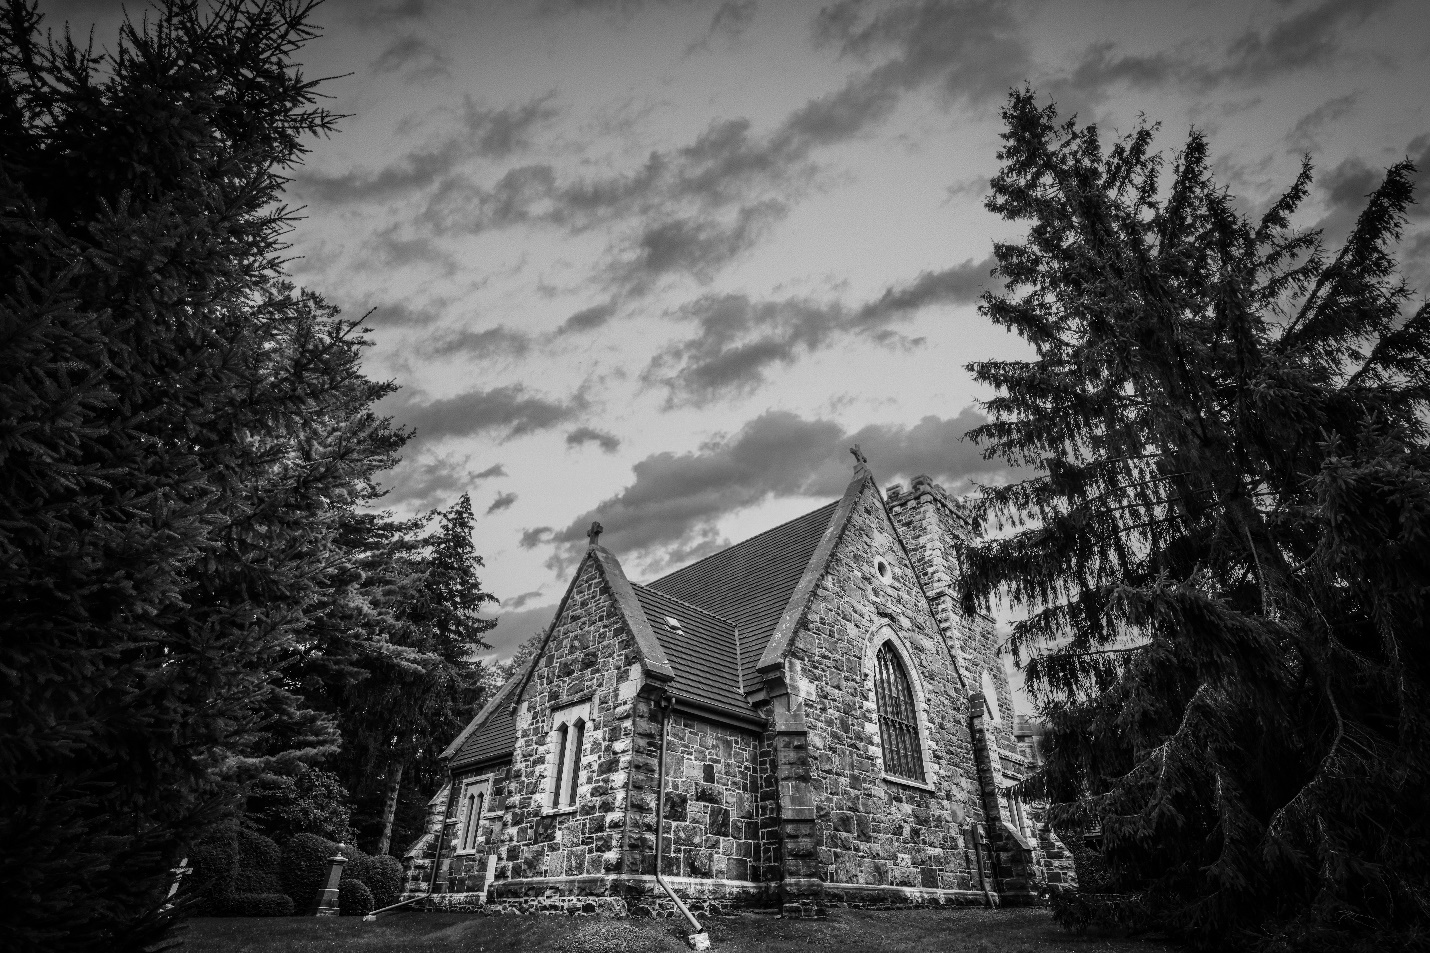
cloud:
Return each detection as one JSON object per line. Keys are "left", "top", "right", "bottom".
{"left": 418, "top": 325, "right": 533, "bottom": 359}
{"left": 478, "top": 602, "right": 557, "bottom": 662}
{"left": 1285, "top": 93, "right": 1360, "bottom": 154}
{"left": 1039, "top": 0, "right": 1390, "bottom": 118}
{"left": 294, "top": 95, "right": 558, "bottom": 205}
{"left": 382, "top": 2, "right": 1030, "bottom": 290}
{"left": 558, "top": 301, "right": 619, "bottom": 334}
{"left": 566, "top": 426, "right": 621, "bottom": 452}
{"left": 607, "top": 200, "right": 787, "bottom": 292}
{"left": 1222, "top": 0, "right": 1391, "bottom": 83}
{"left": 520, "top": 526, "right": 556, "bottom": 548}
{"left": 685, "top": 0, "right": 757, "bottom": 55}
{"left": 474, "top": 463, "right": 507, "bottom": 479}
{"left": 372, "top": 35, "right": 450, "bottom": 82}
{"left": 854, "top": 256, "right": 994, "bottom": 326}
{"left": 381, "top": 384, "right": 587, "bottom": 443}
{"left": 379, "top": 450, "right": 480, "bottom": 509}
{"left": 1315, "top": 135, "right": 1430, "bottom": 244}
{"left": 536, "top": 407, "right": 1012, "bottom": 573}
{"left": 644, "top": 256, "right": 994, "bottom": 407}
{"left": 486, "top": 491, "right": 519, "bottom": 514}
{"left": 504, "top": 590, "right": 546, "bottom": 611}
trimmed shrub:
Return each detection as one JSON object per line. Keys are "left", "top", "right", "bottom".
{"left": 232, "top": 829, "right": 284, "bottom": 896}
{"left": 364, "top": 855, "right": 405, "bottom": 909}
{"left": 281, "top": 833, "right": 340, "bottom": 909}
{"left": 187, "top": 829, "right": 239, "bottom": 913}
{"left": 219, "top": 892, "right": 295, "bottom": 917}
{"left": 339, "top": 879, "right": 374, "bottom": 917}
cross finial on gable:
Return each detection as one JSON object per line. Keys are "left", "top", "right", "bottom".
{"left": 587, "top": 521, "right": 604, "bottom": 547}
{"left": 850, "top": 444, "right": 869, "bottom": 471}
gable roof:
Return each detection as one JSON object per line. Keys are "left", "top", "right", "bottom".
{"left": 632, "top": 585, "right": 746, "bottom": 718}
{"left": 645, "top": 498, "right": 840, "bottom": 690}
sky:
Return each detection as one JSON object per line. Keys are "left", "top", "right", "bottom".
{"left": 46, "top": 0, "right": 1430, "bottom": 704}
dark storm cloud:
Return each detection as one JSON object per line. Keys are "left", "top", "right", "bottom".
{"left": 382, "top": 384, "right": 587, "bottom": 443}
{"left": 418, "top": 325, "right": 533, "bottom": 359}
{"left": 486, "top": 491, "right": 519, "bottom": 514}
{"left": 558, "top": 301, "right": 620, "bottom": 334}
{"left": 566, "top": 427, "right": 622, "bottom": 452}
{"left": 294, "top": 95, "right": 558, "bottom": 205}
{"left": 372, "top": 35, "right": 450, "bottom": 82}
{"left": 645, "top": 257, "right": 994, "bottom": 407}
{"left": 685, "top": 0, "right": 757, "bottom": 55}
{"left": 536, "top": 407, "right": 1008, "bottom": 573}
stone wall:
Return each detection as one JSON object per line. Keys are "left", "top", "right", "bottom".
{"left": 780, "top": 478, "right": 988, "bottom": 902}
{"left": 491, "top": 555, "right": 644, "bottom": 890}
{"left": 624, "top": 703, "right": 764, "bottom": 884}
{"left": 886, "top": 477, "right": 1020, "bottom": 751}
{"left": 443, "top": 763, "right": 513, "bottom": 894}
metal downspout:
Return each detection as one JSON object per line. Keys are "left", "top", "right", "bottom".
{"left": 655, "top": 694, "right": 711, "bottom": 949}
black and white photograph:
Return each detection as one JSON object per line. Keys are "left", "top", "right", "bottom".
{"left": 3, "top": 1, "right": 1428, "bottom": 950}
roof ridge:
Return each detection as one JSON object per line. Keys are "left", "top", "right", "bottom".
{"left": 632, "top": 582, "right": 737, "bottom": 627}
{"left": 647, "top": 498, "right": 839, "bottom": 586}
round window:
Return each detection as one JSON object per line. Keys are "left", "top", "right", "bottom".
{"left": 876, "top": 559, "right": 891, "bottom": 582}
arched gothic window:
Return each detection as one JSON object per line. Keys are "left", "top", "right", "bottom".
{"left": 875, "top": 642, "right": 925, "bottom": 782}
{"left": 547, "top": 699, "right": 591, "bottom": 811}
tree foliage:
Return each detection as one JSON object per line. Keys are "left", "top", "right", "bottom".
{"left": 963, "top": 90, "right": 1430, "bottom": 948}
{"left": 0, "top": 2, "right": 408, "bottom": 949}
{"left": 334, "top": 493, "right": 497, "bottom": 854}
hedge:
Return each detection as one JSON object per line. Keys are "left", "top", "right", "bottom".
{"left": 365, "top": 855, "right": 405, "bottom": 909}
{"left": 339, "top": 879, "right": 374, "bottom": 917}
{"left": 281, "top": 833, "right": 340, "bottom": 909}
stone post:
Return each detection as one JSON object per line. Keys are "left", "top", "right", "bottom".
{"left": 311, "top": 853, "right": 348, "bottom": 916}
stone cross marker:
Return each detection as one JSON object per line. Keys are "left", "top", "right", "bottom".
{"left": 587, "top": 521, "right": 603, "bottom": 547}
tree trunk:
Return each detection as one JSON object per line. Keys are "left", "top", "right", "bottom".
{"left": 377, "top": 758, "right": 405, "bottom": 857}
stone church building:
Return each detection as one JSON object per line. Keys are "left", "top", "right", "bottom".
{"left": 403, "top": 455, "right": 1074, "bottom": 916}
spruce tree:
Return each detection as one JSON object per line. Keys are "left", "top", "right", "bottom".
{"left": 335, "top": 494, "right": 497, "bottom": 856}
{"left": 0, "top": 2, "right": 406, "bottom": 948}
{"left": 963, "top": 90, "right": 1430, "bottom": 948}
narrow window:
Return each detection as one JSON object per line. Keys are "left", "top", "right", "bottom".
{"left": 875, "top": 642, "right": 925, "bottom": 782}
{"left": 468, "top": 792, "right": 485, "bottom": 851}
{"left": 565, "top": 719, "right": 585, "bottom": 806}
{"left": 460, "top": 792, "right": 477, "bottom": 851}
{"left": 551, "top": 723, "right": 569, "bottom": 808}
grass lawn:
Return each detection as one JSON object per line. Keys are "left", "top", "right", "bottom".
{"left": 179, "top": 907, "right": 1178, "bottom": 953}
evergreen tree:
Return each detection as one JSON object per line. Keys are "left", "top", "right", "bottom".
{"left": 336, "top": 493, "right": 497, "bottom": 856}
{"left": 0, "top": 2, "right": 406, "bottom": 948}
{"left": 963, "top": 90, "right": 1430, "bottom": 948}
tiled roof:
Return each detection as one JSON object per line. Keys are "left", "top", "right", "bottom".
{"left": 448, "top": 674, "right": 521, "bottom": 769}
{"left": 632, "top": 585, "right": 746, "bottom": 717}
{"left": 645, "top": 501, "right": 839, "bottom": 690}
